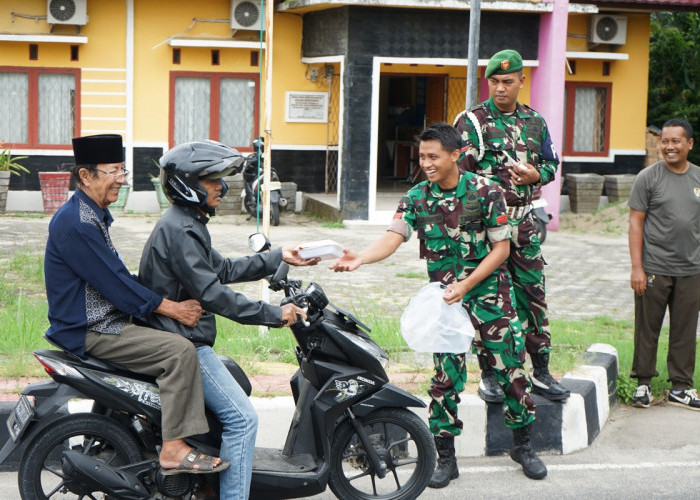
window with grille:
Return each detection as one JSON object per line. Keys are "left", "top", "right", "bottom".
{"left": 563, "top": 82, "right": 611, "bottom": 156}
{"left": 0, "top": 67, "right": 79, "bottom": 149}
{"left": 170, "top": 72, "right": 259, "bottom": 149}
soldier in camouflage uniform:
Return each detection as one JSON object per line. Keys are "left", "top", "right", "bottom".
{"left": 453, "top": 49, "right": 570, "bottom": 403}
{"left": 330, "top": 123, "right": 547, "bottom": 486}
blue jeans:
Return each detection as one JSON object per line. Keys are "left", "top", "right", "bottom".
{"left": 197, "top": 346, "right": 258, "bottom": 499}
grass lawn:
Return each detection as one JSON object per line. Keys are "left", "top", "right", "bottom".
{"left": 1, "top": 209, "right": 697, "bottom": 403}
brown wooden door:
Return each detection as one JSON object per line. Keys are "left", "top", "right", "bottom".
{"left": 426, "top": 76, "right": 446, "bottom": 125}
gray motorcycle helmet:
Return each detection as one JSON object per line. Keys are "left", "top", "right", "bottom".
{"left": 159, "top": 140, "right": 244, "bottom": 214}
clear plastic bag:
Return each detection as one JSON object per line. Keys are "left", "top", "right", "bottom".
{"left": 400, "top": 282, "right": 475, "bottom": 353}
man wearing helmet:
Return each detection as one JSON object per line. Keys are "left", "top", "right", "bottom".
{"left": 138, "top": 140, "right": 318, "bottom": 499}
{"left": 45, "top": 134, "right": 229, "bottom": 476}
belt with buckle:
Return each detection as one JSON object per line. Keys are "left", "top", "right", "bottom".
{"left": 505, "top": 205, "right": 531, "bottom": 219}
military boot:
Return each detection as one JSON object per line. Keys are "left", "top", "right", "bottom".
{"left": 530, "top": 351, "right": 570, "bottom": 401}
{"left": 428, "top": 435, "right": 459, "bottom": 489}
{"left": 510, "top": 425, "right": 547, "bottom": 480}
{"left": 477, "top": 354, "right": 504, "bottom": 403}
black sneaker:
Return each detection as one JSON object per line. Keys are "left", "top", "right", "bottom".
{"left": 668, "top": 388, "right": 700, "bottom": 411}
{"left": 632, "top": 385, "right": 653, "bottom": 408}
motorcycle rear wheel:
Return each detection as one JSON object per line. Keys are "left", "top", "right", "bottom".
{"left": 534, "top": 217, "right": 547, "bottom": 244}
{"left": 328, "top": 408, "right": 435, "bottom": 500}
{"left": 18, "top": 413, "right": 142, "bottom": 499}
{"left": 271, "top": 202, "right": 280, "bottom": 226}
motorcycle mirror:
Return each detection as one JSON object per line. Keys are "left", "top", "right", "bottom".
{"left": 252, "top": 137, "right": 264, "bottom": 153}
{"left": 270, "top": 262, "right": 290, "bottom": 285}
{"left": 249, "top": 233, "right": 271, "bottom": 253}
{"left": 232, "top": 156, "right": 246, "bottom": 173}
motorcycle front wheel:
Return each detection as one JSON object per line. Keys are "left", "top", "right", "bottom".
{"left": 18, "top": 413, "right": 142, "bottom": 499}
{"left": 328, "top": 408, "right": 435, "bottom": 500}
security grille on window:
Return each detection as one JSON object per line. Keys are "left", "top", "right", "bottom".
{"left": 39, "top": 74, "right": 76, "bottom": 145}
{"left": 573, "top": 87, "right": 607, "bottom": 152}
{"left": 446, "top": 76, "right": 466, "bottom": 124}
{"left": 173, "top": 77, "right": 211, "bottom": 146}
{"left": 0, "top": 73, "right": 28, "bottom": 144}
{"left": 0, "top": 68, "right": 77, "bottom": 148}
{"left": 219, "top": 79, "right": 255, "bottom": 147}
{"left": 564, "top": 82, "right": 611, "bottom": 156}
{"left": 172, "top": 73, "right": 258, "bottom": 149}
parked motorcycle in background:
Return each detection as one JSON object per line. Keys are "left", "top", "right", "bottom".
{"left": 531, "top": 186, "right": 552, "bottom": 244}
{"left": 241, "top": 137, "right": 287, "bottom": 226}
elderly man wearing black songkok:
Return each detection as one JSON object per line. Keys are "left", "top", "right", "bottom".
{"left": 44, "top": 134, "right": 229, "bottom": 476}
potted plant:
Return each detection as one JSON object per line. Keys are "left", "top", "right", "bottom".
{"left": 150, "top": 160, "right": 170, "bottom": 212}
{"left": 0, "top": 147, "right": 30, "bottom": 213}
{"left": 110, "top": 183, "right": 131, "bottom": 213}
{"left": 38, "top": 164, "right": 73, "bottom": 215}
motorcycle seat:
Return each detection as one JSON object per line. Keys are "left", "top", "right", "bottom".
{"left": 42, "top": 336, "right": 252, "bottom": 395}
{"left": 42, "top": 335, "right": 153, "bottom": 382}
{"left": 218, "top": 356, "right": 252, "bottom": 396}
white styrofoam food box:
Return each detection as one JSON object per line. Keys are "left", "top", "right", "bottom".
{"left": 296, "top": 240, "right": 345, "bottom": 260}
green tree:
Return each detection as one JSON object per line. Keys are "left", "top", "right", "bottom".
{"left": 648, "top": 12, "right": 700, "bottom": 164}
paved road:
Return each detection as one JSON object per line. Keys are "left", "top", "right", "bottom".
{"left": 1, "top": 403, "right": 698, "bottom": 499}
{"left": 2, "top": 213, "right": 698, "bottom": 499}
{"left": 0, "top": 211, "right": 634, "bottom": 322}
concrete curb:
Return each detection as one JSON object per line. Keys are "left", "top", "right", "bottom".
{"left": 252, "top": 343, "right": 619, "bottom": 457}
{"left": 0, "top": 344, "right": 618, "bottom": 471}
{"left": 478, "top": 343, "right": 618, "bottom": 457}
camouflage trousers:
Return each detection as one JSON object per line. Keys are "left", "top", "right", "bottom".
{"left": 428, "top": 268, "right": 536, "bottom": 436}
{"left": 509, "top": 214, "right": 551, "bottom": 355}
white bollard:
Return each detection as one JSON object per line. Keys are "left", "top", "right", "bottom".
{"left": 295, "top": 191, "right": 303, "bottom": 212}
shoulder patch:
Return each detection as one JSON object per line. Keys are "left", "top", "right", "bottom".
{"left": 520, "top": 103, "right": 543, "bottom": 119}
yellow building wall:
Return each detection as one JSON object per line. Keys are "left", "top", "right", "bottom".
{"left": 0, "top": 0, "right": 127, "bottom": 138}
{"left": 565, "top": 13, "right": 650, "bottom": 151}
{"left": 134, "top": 0, "right": 245, "bottom": 143}
{"left": 1, "top": 3, "right": 649, "bottom": 153}
{"left": 131, "top": 2, "right": 329, "bottom": 147}
{"left": 270, "top": 13, "right": 333, "bottom": 145}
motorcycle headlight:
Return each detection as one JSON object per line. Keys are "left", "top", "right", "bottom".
{"left": 337, "top": 329, "right": 389, "bottom": 369}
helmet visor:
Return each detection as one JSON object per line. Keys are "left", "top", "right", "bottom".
{"left": 200, "top": 156, "right": 245, "bottom": 179}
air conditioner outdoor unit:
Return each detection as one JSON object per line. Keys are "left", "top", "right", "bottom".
{"left": 230, "top": 0, "right": 264, "bottom": 31}
{"left": 589, "top": 15, "right": 627, "bottom": 45}
{"left": 47, "top": 0, "right": 88, "bottom": 25}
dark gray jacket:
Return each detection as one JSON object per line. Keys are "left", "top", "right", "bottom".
{"left": 138, "top": 204, "right": 283, "bottom": 347}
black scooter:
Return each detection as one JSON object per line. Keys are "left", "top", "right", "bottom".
{"left": 0, "top": 235, "right": 435, "bottom": 500}
{"left": 241, "top": 138, "right": 286, "bottom": 226}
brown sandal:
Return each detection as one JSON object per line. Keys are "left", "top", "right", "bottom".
{"left": 161, "top": 447, "right": 231, "bottom": 476}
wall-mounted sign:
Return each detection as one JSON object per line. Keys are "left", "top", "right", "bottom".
{"left": 285, "top": 91, "right": 328, "bottom": 123}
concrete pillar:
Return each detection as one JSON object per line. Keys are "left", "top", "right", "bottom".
{"left": 530, "top": 0, "right": 569, "bottom": 230}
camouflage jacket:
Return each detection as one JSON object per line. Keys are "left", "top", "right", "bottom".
{"left": 390, "top": 171, "right": 510, "bottom": 286}
{"left": 453, "top": 98, "right": 559, "bottom": 207}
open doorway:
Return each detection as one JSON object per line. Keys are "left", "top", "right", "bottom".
{"left": 377, "top": 74, "right": 446, "bottom": 195}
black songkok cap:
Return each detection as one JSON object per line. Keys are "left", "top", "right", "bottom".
{"left": 72, "top": 134, "right": 124, "bottom": 164}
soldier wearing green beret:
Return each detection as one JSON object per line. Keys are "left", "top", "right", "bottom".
{"left": 454, "top": 49, "right": 570, "bottom": 406}
{"left": 330, "top": 123, "right": 547, "bottom": 486}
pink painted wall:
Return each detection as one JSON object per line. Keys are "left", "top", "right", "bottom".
{"left": 529, "top": 0, "right": 569, "bottom": 230}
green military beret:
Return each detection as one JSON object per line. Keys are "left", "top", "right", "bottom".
{"left": 485, "top": 49, "right": 524, "bottom": 78}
